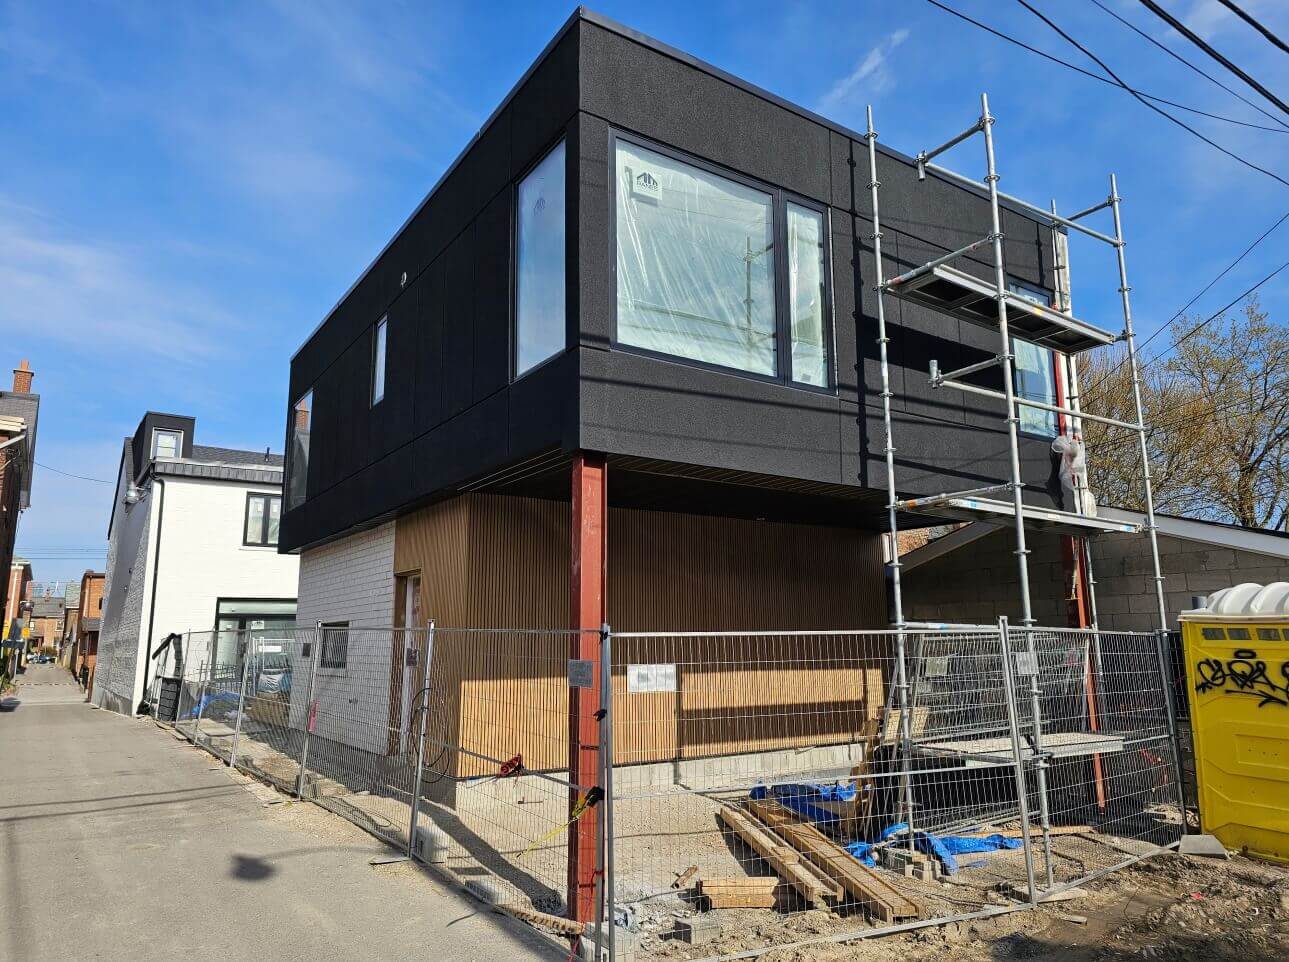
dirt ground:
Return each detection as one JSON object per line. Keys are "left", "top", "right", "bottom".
{"left": 639, "top": 853, "right": 1288, "bottom": 962}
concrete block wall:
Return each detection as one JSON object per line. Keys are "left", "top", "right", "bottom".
{"left": 292, "top": 522, "right": 397, "bottom": 754}
{"left": 905, "top": 526, "right": 1289, "bottom": 631}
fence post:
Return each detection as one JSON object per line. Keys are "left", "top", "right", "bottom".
{"left": 1019, "top": 626, "right": 1055, "bottom": 889}
{"left": 1154, "top": 628, "right": 1189, "bottom": 833}
{"left": 407, "top": 620, "right": 434, "bottom": 859}
{"left": 999, "top": 617, "right": 1039, "bottom": 906}
{"left": 597, "top": 623, "right": 614, "bottom": 962}
{"left": 229, "top": 632, "right": 252, "bottom": 770}
{"left": 193, "top": 646, "right": 210, "bottom": 747}
{"left": 296, "top": 622, "right": 323, "bottom": 799}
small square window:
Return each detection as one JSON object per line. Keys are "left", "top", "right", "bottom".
{"left": 244, "top": 493, "right": 281, "bottom": 547}
{"left": 371, "top": 317, "right": 387, "bottom": 406}
{"left": 320, "top": 622, "right": 349, "bottom": 669}
{"left": 152, "top": 429, "right": 182, "bottom": 460}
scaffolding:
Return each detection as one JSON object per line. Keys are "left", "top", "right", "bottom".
{"left": 864, "top": 96, "right": 1171, "bottom": 854}
{"left": 864, "top": 94, "right": 1167, "bottom": 633}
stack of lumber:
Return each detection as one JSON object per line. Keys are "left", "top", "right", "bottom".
{"left": 717, "top": 807, "right": 844, "bottom": 908}
{"left": 738, "top": 798, "right": 921, "bottom": 923}
{"left": 698, "top": 877, "right": 778, "bottom": 909}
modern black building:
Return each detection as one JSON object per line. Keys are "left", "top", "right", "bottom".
{"left": 281, "top": 7, "right": 1089, "bottom": 637}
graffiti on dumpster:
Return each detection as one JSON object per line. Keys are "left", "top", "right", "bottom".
{"left": 1195, "top": 649, "right": 1289, "bottom": 708}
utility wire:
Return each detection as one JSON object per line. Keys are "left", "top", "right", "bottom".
{"left": 1014, "top": 0, "right": 1288, "bottom": 187}
{"left": 1216, "top": 0, "right": 1289, "bottom": 55}
{"left": 1089, "top": 0, "right": 1288, "bottom": 130}
{"left": 31, "top": 460, "right": 113, "bottom": 484}
{"left": 921, "top": 0, "right": 1286, "bottom": 132}
{"left": 1136, "top": 0, "right": 1289, "bottom": 115}
{"left": 1079, "top": 211, "right": 1289, "bottom": 400}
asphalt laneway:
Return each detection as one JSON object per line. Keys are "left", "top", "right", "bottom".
{"left": 0, "top": 664, "right": 559, "bottom": 961}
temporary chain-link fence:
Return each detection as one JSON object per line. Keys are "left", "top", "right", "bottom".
{"left": 157, "top": 620, "right": 1183, "bottom": 962}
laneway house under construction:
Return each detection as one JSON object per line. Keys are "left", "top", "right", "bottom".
{"left": 281, "top": 10, "right": 1164, "bottom": 775}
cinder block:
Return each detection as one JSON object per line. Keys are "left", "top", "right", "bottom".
{"left": 675, "top": 917, "right": 721, "bottom": 945}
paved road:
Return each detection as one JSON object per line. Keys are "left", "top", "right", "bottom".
{"left": 1, "top": 664, "right": 559, "bottom": 962}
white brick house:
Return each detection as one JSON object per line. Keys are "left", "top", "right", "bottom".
{"left": 94, "top": 413, "right": 299, "bottom": 716}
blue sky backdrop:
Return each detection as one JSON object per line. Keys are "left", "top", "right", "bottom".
{"left": 1, "top": 0, "right": 1285, "bottom": 585}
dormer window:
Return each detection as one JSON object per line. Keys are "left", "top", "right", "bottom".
{"left": 151, "top": 429, "right": 182, "bottom": 460}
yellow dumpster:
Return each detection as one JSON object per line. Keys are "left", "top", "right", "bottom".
{"left": 1180, "top": 583, "right": 1289, "bottom": 864}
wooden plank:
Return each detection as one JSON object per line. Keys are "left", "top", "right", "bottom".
{"left": 704, "top": 892, "right": 778, "bottom": 909}
{"left": 718, "top": 807, "right": 842, "bottom": 905}
{"left": 746, "top": 799, "right": 920, "bottom": 923}
{"left": 699, "top": 877, "right": 779, "bottom": 892}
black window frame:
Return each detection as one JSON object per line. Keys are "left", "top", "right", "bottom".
{"left": 511, "top": 136, "right": 569, "bottom": 384}
{"left": 285, "top": 388, "right": 312, "bottom": 511}
{"left": 320, "top": 621, "right": 349, "bottom": 670}
{"left": 371, "top": 315, "right": 388, "bottom": 407}
{"left": 1006, "top": 279, "right": 1064, "bottom": 440}
{"left": 243, "top": 492, "right": 282, "bottom": 547}
{"left": 607, "top": 129, "right": 836, "bottom": 394}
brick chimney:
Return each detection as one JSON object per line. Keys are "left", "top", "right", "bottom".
{"left": 12, "top": 360, "right": 32, "bottom": 394}
{"left": 294, "top": 402, "right": 310, "bottom": 432}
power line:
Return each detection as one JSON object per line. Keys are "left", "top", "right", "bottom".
{"left": 1083, "top": 259, "right": 1289, "bottom": 410}
{"left": 1014, "top": 0, "right": 1289, "bottom": 187}
{"left": 921, "top": 0, "right": 1287, "bottom": 132}
{"left": 31, "top": 460, "right": 113, "bottom": 484}
{"left": 1079, "top": 211, "right": 1289, "bottom": 400}
{"left": 1216, "top": 0, "right": 1289, "bottom": 55}
{"left": 1089, "top": 0, "right": 1288, "bottom": 130}
{"left": 1136, "top": 0, "right": 1289, "bottom": 116}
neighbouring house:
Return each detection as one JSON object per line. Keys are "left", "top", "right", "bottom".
{"left": 69, "top": 570, "right": 104, "bottom": 693}
{"left": 4, "top": 557, "right": 31, "bottom": 639}
{"left": 277, "top": 9, "right": 1136, "bottom": 772}
{"left": 0, "top": 361, "right": 39, "bottom": 649}
{"left": 27, "top": 591, "right": 65, "bottom": 653}
{"left": 60, "top": 580, "right": 81, "bottom": 666}
{"left": 92, "top": 413, "right": 299, "bottom": 716}
{"left": 902, "top": 509, "right": 1289, "bottom": 631}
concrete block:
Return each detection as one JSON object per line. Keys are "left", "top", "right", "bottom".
{"left": 675, "top": 917, "right": 721, "bottom": 945}
{"left": 1197, "top": 549, "right": 1237, "bottom": 572}
{"left": 1178, "top": 834, "right": 1229, "bottom": 859}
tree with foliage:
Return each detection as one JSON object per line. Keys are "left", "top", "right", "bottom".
{"left": 1077, "top": 298, "right": 1289, "bottom": 530}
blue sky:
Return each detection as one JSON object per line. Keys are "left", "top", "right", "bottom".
{"left": 1, "top": 0, "right": 1285, "bottom": 584}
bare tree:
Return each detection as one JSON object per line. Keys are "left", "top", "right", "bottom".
{"left": 1077, "top": 298, "right": 1289, "bottom": 530}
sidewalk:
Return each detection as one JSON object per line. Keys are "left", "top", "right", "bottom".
{"left": 0, "top": 665, "right": 559, "bottom": 962}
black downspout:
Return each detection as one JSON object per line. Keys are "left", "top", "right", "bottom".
{"left": 137, "top": 477, "right": 165, "bottom": 715}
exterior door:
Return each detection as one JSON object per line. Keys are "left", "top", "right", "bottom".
{"left": 394, "top": 573, "right": 422, "bottom": 751}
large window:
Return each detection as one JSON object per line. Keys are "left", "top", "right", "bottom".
{"left": 151, "top": 428, "right": 182, "bottom": 460}
{"left": 1007, "top": 281, "right": 1060, "bottom": 436}
{"left": 613, "top": 137, "right": 831, "bottom": 387}
{"left": 244, "top": 493, "right": 281, "bottom": 547}
{"left": 287, "top": 390, "right": 312, "bottom": 510}
{"left": 371, "top": 317, "right": 387, "bottom": 406}
{"left": 515, "top": 140, "right": 566, "bottom": 377}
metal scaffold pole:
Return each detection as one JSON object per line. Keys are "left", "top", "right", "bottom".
{"left": 1109, "top": 174, "right": 1168, "bottom": 631}
{"left": 866, "top": 106, "right": 917, "bottom": 847}
{"left": 980, "top": 93, "right": 1035, "bottom": 626}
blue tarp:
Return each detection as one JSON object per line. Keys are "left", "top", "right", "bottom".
{"left": 187, "top": 691, "right": 239, "bottom": 718}
{"left": 871, "top": 822, "right": 1023, "bottom": 875}
{"left": 749, "top": 782, "right": 857, "bottom": 826}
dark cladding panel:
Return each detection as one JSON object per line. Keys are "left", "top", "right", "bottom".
{"left": 509, "top": 350, "right": 578, "bottom": 460}
{"left": 575, "top": 112, "right": 612, "bottom": 351}
{"left": 371, "top": 285, "right": 417, "bottom": 461}
{"left": 443, "top": 225, "right": 477, "bottom": 418}
{"left": 578, "top": 22, "right": 831, "bottom": 204}
{"left": 578, "top": 348, "right": 842, "bottom": 485}
{"left": 473, "top": 190, "right": 513, "bottom": 404}
{"left": 412, "top": 263, "right": 445, "bottom": 434}
{"left": 511, "top": 27, "right": 579, "bottom": 173}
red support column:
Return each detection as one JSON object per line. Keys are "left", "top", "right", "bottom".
{"left": 568, "top": 451, "right": 606, "bottom": 926}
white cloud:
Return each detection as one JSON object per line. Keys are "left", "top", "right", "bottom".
{"left": 0, "top": 200, "right": 235, "bottom": 363}
{"left": 817, "top": 28, "right": 911, "bottom": 114}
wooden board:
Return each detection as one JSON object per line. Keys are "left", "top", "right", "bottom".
{"left": 704, "top": 892, "right": 778, "bottom": 909}
{"left": 717, "top": 807, "right": 843, "bottom": 906}
{"left": 746, "top": 799, "right": 920, "bottom": 923}
{"left": 700, "top": 877, "right": 778, "bottom": 892}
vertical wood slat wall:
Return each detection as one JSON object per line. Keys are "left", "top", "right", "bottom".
{"left": 395, "top": 493, "right": 890, "bottom": 774}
